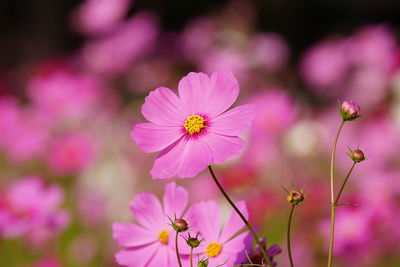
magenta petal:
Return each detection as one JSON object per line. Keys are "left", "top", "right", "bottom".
{"left": 178, "top": 71, "right": 239, "bottom": 118}
{"left": 207, "top": 71, "right": 240, "bottom": 118}
{"left": 178, "top": 72, "right": 212, "bottom": 115}
{"left": 176, "top": 136, "right": 213, "bottom": 178}
{"left": 219, "top": 201, "right": 248, "bottom": 244}
{"left": 219, "top": 231, "right": 250, "bottom": 265}
{"left": 190, "top": 201, "right": 221, "bottom": 242}
{"left": 129, "top": 193, "right": 165, "bottom": 230}
{"left": 163, "top": 182, "right": 188, "bottom": 219}
{"left": 131, "top": 123, "right": 183, "bottom": 153}
{"left": 209, "top": 104, "right": 256, "bottom": 136}
{"left": 142, "top": 87, "right": 188, "bottom": 126}
{"left": 204, "top": 133, "right": 245, "bottom": 164}
{"left": 112, "top": 223, "right": 157, "bottom": 247}
{"left": 147, "top": 245, "right": 169, "bottom": 267}
{"left": 151, "top": 138, "right": 186, "bottom": 179}
{"left": 115, "top": 242, "right": 160, "bottom": 267}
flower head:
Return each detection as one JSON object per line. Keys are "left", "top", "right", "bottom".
{"left": 0, "top": 176, "right": 69, "bottom": 244}
{"left": 131, "top": 71, "right": 255, "bottom": 178}
{"left": 340, "top": 100, "right": 361, "bottom": 121}
{"left": 112, "top": 182, "right": 189, "bottom": 266}
{"left": 348, "top": 147, "right": 366, "bottom": 163}
{"left": 189, "top": 200, "right": 250, "bottom": 267}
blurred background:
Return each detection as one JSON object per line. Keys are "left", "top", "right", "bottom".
{"left": 0, "top": 0, "right": 400, "bottom": 266}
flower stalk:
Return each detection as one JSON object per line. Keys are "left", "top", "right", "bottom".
{"left": 287, "top": 204, "right": 296, "bottom": 267}
{"left": 175, "top": 231, "right": 183, "bottom": 267}
{"left": 208, "top": 165, "right": 273, "bottom": 267}
{"left": 327, "top": 120, "right": 345, "bottom": 267}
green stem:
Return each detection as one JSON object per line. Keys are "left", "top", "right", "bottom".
{"left": 327, "top": 120, "right": 345, "bottom": 267}
{"left": 335, "top": 162, "right": 356, "bottom": 205}
{"left": 208, "top": 166, "right": 273, "bottom": 267}
{"left": 175, "top": 231, "right": 183, "bottom": 267}
{"left": 190, "top": 247, "right": 193, "bottom": 267}
{"left": 287, "top": 205, "right": 296, "bottom": 267}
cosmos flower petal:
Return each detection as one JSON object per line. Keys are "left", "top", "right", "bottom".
{"left": 219, "top": 201, "right": 248, "bottom": 244}
{"left": 219, "top": 231, "right": 250, "bottom": 264}
{"left": 189, "top": 200, "right": 221, "bottom": 242}
{"left": 129, "top": 193, "right": 165, "bottom": 230}
{"left": 163, "top": 182, "right": 188, "bottom": 219}
{"left": 142, "top": 87, "right": 188, "bottom": 126}
{"left": 112, "top": 223, "right": 158, "bottom": 247}
{"left": 207, "top": 70, "right": 240, "bottom": 118}
{"left": 131, "top": 123, "right": 183, "bottom": 153}
{"left": 209, "top": 104, "right": 256, "bottom": 136}
{"left": 147, "top": 245, "right": 169, "bottom": 267}
{"left": 176, "top": 136, "right": 213, "bottom": 178}
{"left": 115, "top": 242, "right": 160, "bottom": 267}
{"left": 178, "top": 72, "right": 212, "bottom": 115}
{"left": 204, "top": 133, "right": 245, "bottom": 164}
{"left": 151, "top": 138, "right": 186, "bottom": 179}
{"left": 178, "top": 71, "right": 239, "bottom": 118}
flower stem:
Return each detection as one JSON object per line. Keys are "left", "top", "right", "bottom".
{"left": 175, "top": 231, "right": 183, "bottom": 267}
{"left": 327, "top": 120, "right": 345, "bottom": 267}
{"left": 287, "top": 204, "right": 296, "bottom": 267}
{"left": 190, "top": 247, "right": 193, "bottom": 267}
{"left": 208, "top": 165, "right": 273, "bottom": 267}
{"left": 335, "top": 162, "right": 356, "bottom": 205}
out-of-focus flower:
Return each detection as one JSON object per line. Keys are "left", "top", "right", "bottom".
{"left": 81, "top": 12, "right": 158, "bottom": 75}
{"left": 249, "top": 33, "right": 289, "bottom": 72}
{"left": 242, "top": 89, "right": 297, "bottom": 167}
{"left": 131, "top": 71, "right": 255, "bottom": 178}
{"left": 112, "top": 182, "right": 189, "bottom": 267}
{"left": 189, "top": 200, "right": 249, "bottom": 267}
{"left": 301, "top": 40, "right": 350, "bottom": 91}
{"left": 72, "top": 0, "right": 132, "bottom": 35}
{"left": 34, "top": 256, "right": 61, "bottom": 267}
{"left": 27, "top": 70, "right": 108, "bottom": 123}
{"left": 0, "top": 177, "right": 69, "bottom": 243}
{"left": 48, "top": 133, "right": 96, "bottom": 175}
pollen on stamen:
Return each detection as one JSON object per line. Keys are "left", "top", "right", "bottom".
{"left": 184, "top": 115, "right": 206, "bottom": 135}
{"left": 206, "top": 242, "right": 222, "bottom": 257}
{"left": 158, "top": 230, "right": 169, "bottom": 244}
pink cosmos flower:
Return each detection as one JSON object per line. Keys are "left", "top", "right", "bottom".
{"left": 48, "top": 133, "right": 95, "bottom": 175}
{"left": 0, "top": 176, "right": 69, "bottom": 244}
{"left": 112, "top": 182, "right": 189, "bottom": 267}
{"left": 131, "top": 71, "right": 255, "bottom": 178}
{"left": 189, "top": 200, "right": 249, "bottom": 267}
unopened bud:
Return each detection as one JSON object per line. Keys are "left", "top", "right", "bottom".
{"left": 348, "top": 148, "right": 366, "bottom": 163}
{"left": 287, "top": 189, "right": 305, "bottom": 205}
{"left": 172, "top": 218, "right": 189, "bottom": 232}
{"left": 198, "top": 258, "right": 209, "bottom": 267}
{"left": 185, "top": 232, "right": 201, "bottom": 248}
{"left": 340, "top": 100, "right": 361, "bottom": 121}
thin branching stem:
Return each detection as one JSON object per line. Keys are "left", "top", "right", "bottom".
{"left": 208, "top": 165, "right": 273, "bottom": 267}
{"left": 287, "top": 204, "right": 296, "bottom": 267}
{"left": 175, "top": 231, "right": 183, "bottom": 267}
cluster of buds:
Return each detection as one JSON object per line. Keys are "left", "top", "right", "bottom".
{"left": 287, "top": 189, "right": 305, "bottom": 206}
{"left": 340, "top": 100, "right": 361, "bottom": 121}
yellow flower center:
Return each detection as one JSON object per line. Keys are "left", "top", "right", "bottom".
{"left": 206, "top": 242, "right": 222, "bottom": 257}
{"left": 184, "top": 115, "right": 206, "bottom": 135}
{"left": 158, "top": 230, "right": 169, "bottom": 244}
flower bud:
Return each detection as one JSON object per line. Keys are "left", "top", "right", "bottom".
{"left": 348, "top": 148, "right": 366, "bottom": 163}
{"left": 172, "top": 218, "right": 189, "bottom": 232}
{"left": 185, "top": 232, "right": 201, "bottom": 248}
{"left": 340, "top": 100, "right": 361, "bottom": 121}
{"left": 197, "top": 258, "right": 209, "bottom": 267}
{"left": 287, "top": 189, "right": 305, "bottom": 205}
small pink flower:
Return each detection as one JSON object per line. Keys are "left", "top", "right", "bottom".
{"left": 189, "top": 200, "right": 250, "bottom": 267}
{"left": 0, "top": 177, "right": 69, "bottom": 243}
{"left": 48, "top": 133, "right": 95, "bottom": 175}
{"left": 131, "top": 71, "right": 255, "bottom": 178}
{"left": 112, "top": 182, "right": 189, "bottom": 267}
